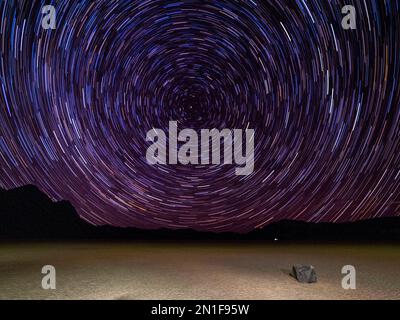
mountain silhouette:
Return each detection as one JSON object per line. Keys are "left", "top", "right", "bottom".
{"left": 0, "top": 185, "right": 399, "bottom": 241}
{"left": 0, "top": 185, "right": 97, "bottom": 238}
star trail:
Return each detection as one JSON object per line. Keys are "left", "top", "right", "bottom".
{"left": 0, "top": 0, "right": 399, "bottom": 232}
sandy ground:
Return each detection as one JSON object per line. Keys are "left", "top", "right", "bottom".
{"left": 0, "top": 242, "right": 399, "bottom": 300}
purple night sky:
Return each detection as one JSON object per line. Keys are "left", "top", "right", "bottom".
{"left": 0, "top": 0, "right": 399, "bottom": 232}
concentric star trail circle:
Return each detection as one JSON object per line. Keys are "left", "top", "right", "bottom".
{"left": 0, "top": 0, "right": 399, "bottom": 232}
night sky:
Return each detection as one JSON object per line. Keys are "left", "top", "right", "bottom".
{"left": 0, "top": 0, "right": 399, "bottom": 232}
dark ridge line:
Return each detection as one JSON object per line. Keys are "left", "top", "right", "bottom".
{"left": 0, "top": 184, "right": 399, "bottom": 241}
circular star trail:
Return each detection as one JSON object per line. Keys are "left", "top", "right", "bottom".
{"left": 0, "top": 0, "right": 399, "bottom": 232}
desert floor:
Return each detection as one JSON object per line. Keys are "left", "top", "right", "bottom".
{"left": 0, "top": 242, "right": 399, "bottom": 300}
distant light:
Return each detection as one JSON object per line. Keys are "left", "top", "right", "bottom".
{"left": 274, "top": 238, "right": 279, "bottom": 241}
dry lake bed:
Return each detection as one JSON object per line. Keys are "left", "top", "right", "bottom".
{"left": 0, "top": 242, "right": 399, "bottom": 300}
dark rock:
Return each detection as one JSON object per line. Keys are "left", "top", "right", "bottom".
{"left": 292, "top": 265, "right": 317, "bottom": 283}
